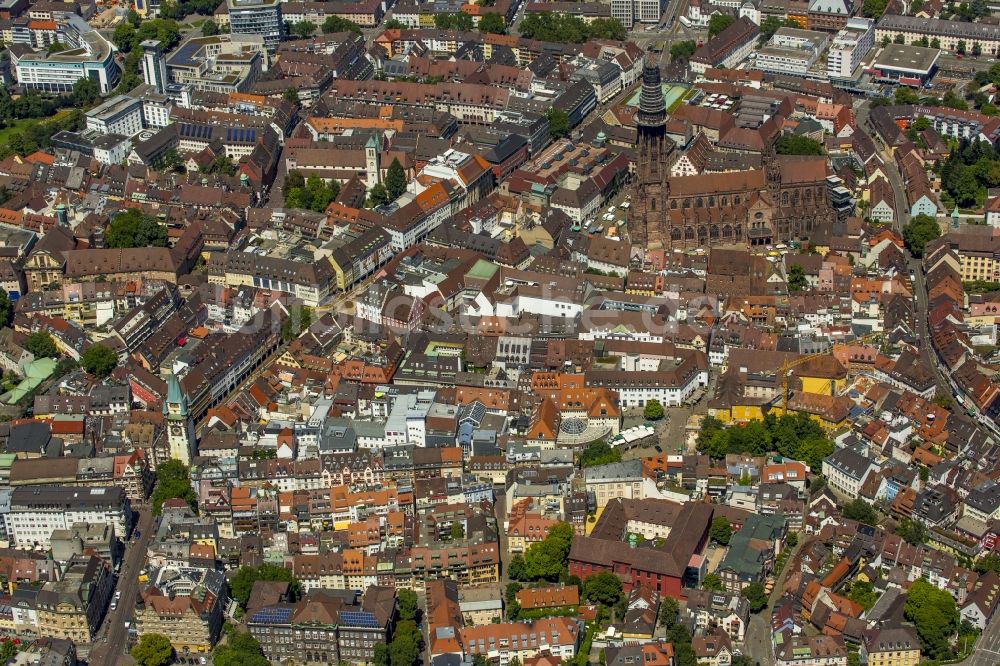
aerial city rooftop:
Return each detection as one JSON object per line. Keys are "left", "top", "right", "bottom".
{"left": 0, "top": 0, "right": 997, "bottom": 664}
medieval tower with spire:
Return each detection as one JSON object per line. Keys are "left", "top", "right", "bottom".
{"left": 631, "top": 56, "right": 675, "bottom": 249}
{"left": 163, "top": 372, "right": 195, "bottom": 466}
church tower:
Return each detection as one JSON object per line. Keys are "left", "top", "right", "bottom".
{"left": 365, "top": 133, "right": 381, "bottom": 190}
{"left": 632, "top": 57, "right": 674, "bottom": 249}
{"left": 163, "top": 372, "right": 195, "bottom": 466}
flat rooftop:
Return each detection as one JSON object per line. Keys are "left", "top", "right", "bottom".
{"left": 874, "top": 43, "right": 940, "bottom": 74}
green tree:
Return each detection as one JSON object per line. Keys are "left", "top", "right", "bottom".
{"left": 670, "top": 40, "right": 697, "bottom": 61}
{"left": 368, "top": 182, "right": 390, "bottom": 208}
{"left": 322, "top": 15, "right": 362, "bottom": 33}
{"left": 643, "top": 399, "right": 665, "bottom": 420}
{"left": 385, "top": 157, "right": 407, "bottom": 200}
{"left": 472, "top": 656, "right": 490, "bottom": 666}
{"left": 25, "top": 331, "right": 57, "bottom": 359}
{"left": 229, "top": 563, "right": 301, "bottom": 609}
{"left": 450, "top": 520, "right": 465, "bottom": 540}
{"left": 72, "top": 77, "right": 100, "bottom": 107}
{"left": 213, "top": 630, "right": 270, "bottom": 666}
{"left": 507, "top": 598, "right": 521, "bottom": 620}
{"left": 862, "top": 0, "right": 888, "bottom": 16}
{"left": 658, "top": 595, "right": 679, "bottom": 630}
{"left": 524, "top": 522, "right": 574, "bottom": 581}
{"left": 905, "top": 578, "right": 959, "bottom": 659}
{"left": 842, "top": 498, "right": 878, "bottom": 525}
{"left": 478, "top": 12, "right": 506, "bottom": 33}
{"left": 786, "top": 531, "right": 798, "bottom": 548}
{"left": 0, "top": 290, "right": 10, "bottom": 327}
{"left": 0, "top": 641, "right": 16, "bottom": 664}
{"left": 389, "top": 620, "right": 421, "bottom": 666}
{"left": 508, "top": 554, "right": 527, "bottom": 580}
{"left": 435, "top": 12, "right": 474, "bottom": 30}
{"left": 199, "top": 154, "right": 235, "bottom": 177}
{"left": 895, "top": 516, "right": 928, "bottom": 545}
{"left": 290, "top": 20, "right": 317, "bottom": 38}
{"left": 931, "top": 37, "right": 940, "bottom": 48}
{"left": 546, "top": 107, "right": 570, "bottom": 139}
{"left": 202, "top": 19, "right": 220, "bottom": 36}
{"left": 708, "top": 14, "right": 735, "bottom": 38}
{"left": 846, "top": 580, "right": 878, "bottom": 610}
{"left": 958, "top": 39, "right": 967, "bottom": 54}
{"left": 787, "top": 263, "right": 808, "bottom": 291}
{"left": 742, "top": 582, "right": 768, "bottom": 612}
{"left": 135, "top": 18, "right": 181, "bottom": 50}
{"left": 106, "top": 209, "right": 168, "bottom": 248}
{"left": 131, "top": 633, "right": 174, "bottom": 666}
{"left": 397, "top": 588, "right": 418, "bottom": 621}
{"left": 281, "top": 305, "right": 313, "bottom": 342}
{"left": 374, "top": 643, "right": 390, "bottom": 666}
{"left": 580, "top": 440, "right": 622, "bottom": 467}
{"left": 384, "top": 18, "right": 406, "bottom": 28}
{"left": 506, "top": 582, "right": 522, "bottom": 605}
{"left": 113, "top": 21, "right": 138, "bottom": 51}
{"left": 81, "top": 344, "right": 118, "bottom": 378}
{"left": 973, "top": 41, "right": 982, "bottom": 56}
{"left": 903, "top": 213, "right": 941, "bottom": 257}
{"left": 977, "top": 553, "right": 1000, "bottom": 574}
{"left": 894, "top": 33, "right": 906, "bottom": 43}
{"left": 776, "top": 135, "right": 824, "bottom": 156}
{"left": 702, "top": 573, "right": 724, "bottom": 591}
{"left": 710, "top": 516, "right": 732, "bottom": 545}
{"left": 582, "top": 571, "right": 623, "bottom": 607}
{"left": 758, "top": 15, "right": 783, "bottom": 42}
{"left": 151, "top": 459, "right": 197, "bottom": 516}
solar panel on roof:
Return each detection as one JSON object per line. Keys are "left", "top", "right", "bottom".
{"left": 341, "top": 611, "right": 380, "bottom": 627}
{"left": 250, "top": 607, "right": 293, "bottom": 624}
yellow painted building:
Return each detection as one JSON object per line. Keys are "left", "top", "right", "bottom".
{"left": 794, "top": 355, "right": 848, "bottom": 396}
{"left": 863, "top": 627, "right": 921, "bottom": 666}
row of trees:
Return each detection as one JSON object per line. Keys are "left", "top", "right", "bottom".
{"left": 518, "top": 13, "right": 626, "bottom": 43}
{"left": 374, "top": 617, "right": 422, "bottom": 666}
{"left": 696, "top": 413, "right": 834, "bottom": 473}
{"left": 0, "top": 109, "right": 84, "bottom": 160}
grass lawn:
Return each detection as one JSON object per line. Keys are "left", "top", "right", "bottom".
{"left": 0, "top": 109, "right": 73, "bottom": 150}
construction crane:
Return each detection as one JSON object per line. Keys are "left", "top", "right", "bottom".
{"left": 779, "top": 331, "right": 883, "bottom": 413}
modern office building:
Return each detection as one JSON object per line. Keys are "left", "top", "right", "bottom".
{"left": 827, "top": 17, "right": 875, "bottom": 80}
{"left": 11, "top": 15, "right": 120, "bottom": 93}
{"left": 141, "top": 39, "right": 168, "bottom": 94}
{"left": 8, "top": 486, "right": 132, "bottom": 549}
{"left": 85, "top": 94, "right": 144, "bottom": 136}
{"left": 165, "top": 35, "right": 267, "bottom": 94}
{"left": 227, "top": 0, "right": 284, "bottom": 52}
{"left": 754, "top": 27, "right": 829, "bottom": 76}
{"left": 872, "top": 43, "right": 940, "bottom": 87}
{"left": 611, "top": 0, "right": 663, "bottom": 29}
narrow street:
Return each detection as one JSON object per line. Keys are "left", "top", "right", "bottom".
{"left": 742, "top": 539, "right": 804, "bottom": 666}
{"left": 88, "top": 507, "right": 154, "bottom": 665}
